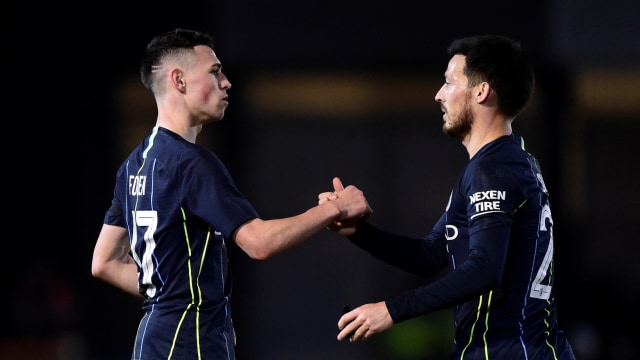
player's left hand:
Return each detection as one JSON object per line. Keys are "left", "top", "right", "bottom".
{"left": 337, "top": 301, "right": 393, "bottom": 343}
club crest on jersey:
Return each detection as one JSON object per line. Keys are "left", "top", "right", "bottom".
{"left": 129, "top": 175, "right": 147, "bottom": 196}
{"left": 469, "top": 190, "right": 505, "bottom": 218}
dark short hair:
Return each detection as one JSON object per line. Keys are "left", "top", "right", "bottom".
{"left": 447, "top": 34, "right": 535, "bottom": 118}
{"left": 140, "top": 28, "right": 215, "bottom": 90}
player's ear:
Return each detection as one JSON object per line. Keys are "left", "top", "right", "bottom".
{"left": 171, "top": 68, "right": 187, "bottom": 93}
{"left": 475, "top": 82, "right": 491, "bottom": 103}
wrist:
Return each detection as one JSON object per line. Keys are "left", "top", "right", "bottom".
{"left": 320, "top": 200, "right": 342, "bottom": 223}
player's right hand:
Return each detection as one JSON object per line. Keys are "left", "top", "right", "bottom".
{"left": 319, "top": 177, "right": 372, "bottom": 237}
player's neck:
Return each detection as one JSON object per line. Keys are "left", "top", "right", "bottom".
{"left": 156, "top": 116, "right": 201, "bottom": 144}
{"left": 463, "top": 119, "right": 513, "bottom": 159}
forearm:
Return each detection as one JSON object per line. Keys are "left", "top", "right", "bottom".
{"left": 349, "top": 221, "right": 449, "bottom": 278}
{"left": 92, "top": 224, "right": 145, "bottom": 299}
{"left": 235, "top": 202, "right": 340, "bottom": 260}
{"left": 386, "top": 225, "right": 511, "bottom": 323}
{"left": 97, "top": 258, "right": 143, "bottom": 298}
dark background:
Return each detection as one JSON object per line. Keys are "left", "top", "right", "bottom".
{"left": 4, "top": 0, "right": 639, "bottom": 359}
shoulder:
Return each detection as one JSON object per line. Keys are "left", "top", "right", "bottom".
{"left": 153, "top": 129, "right": 224, "bottom": 169}
{"left": 462, "top": 143, "right": 528, "bottom": 190}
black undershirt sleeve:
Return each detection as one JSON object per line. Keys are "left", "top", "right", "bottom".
{"left": 347, "top": 217, "right": 450, "bottom": 279}
{"left": 385, "top": 223, "right": 511, "bottom": 323}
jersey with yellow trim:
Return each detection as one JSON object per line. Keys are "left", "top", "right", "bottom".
{"left": 350, "top": 135, "right": 575, "bottom": 359}
{"left": 104, "top": 126, "right": 259, "bottom": 359}
{"left": 441, "top": 135, "right": 573, "bottom": 359}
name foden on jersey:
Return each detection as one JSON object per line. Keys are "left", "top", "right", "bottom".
{"left": 129, "top": 175, "right": 147, "bottom": 196}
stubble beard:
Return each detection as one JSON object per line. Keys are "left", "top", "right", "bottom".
{"left": 442, "top": 101, "right": 473, "bottom": 140}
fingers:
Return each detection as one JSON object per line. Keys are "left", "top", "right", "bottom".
{"left": 318, "top": 191, "right": 337, "bottom": 205}
{"left": 337, "top": 307, "right": 370, "bottom": 343}
{"left": 323, "top": 177, "right": 370, "bottom": 232}
{"left": 333, "top": 177, "right": 345, "bottom": 192}
{"left": 319, "top": 176, "right": 343, "bottom": 205}
{"left": 337, "top": 320, "right": 357, "bottom": 342}
{"left": 337, "top": 302, "right": 391, "bottom": 343}
{"left": 337, "top": 322, "right": 370, "bottom": 343}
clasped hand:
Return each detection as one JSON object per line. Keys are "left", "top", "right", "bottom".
{"left": 318, "top": 177, "right": 372, "bottom": 237}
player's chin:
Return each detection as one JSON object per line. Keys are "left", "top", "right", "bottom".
{"left": 215, "top": 108, "right": 228, "bottom": 119}
{"left": 203, "top": 114, "right": 225, "bottom": 124}
{"left": 219, "top": 104, "right": 230, "bottom": 117}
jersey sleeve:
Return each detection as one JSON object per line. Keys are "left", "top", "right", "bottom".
{"left": 103, "top": 166, "right": 128, "bottom": 228}
{"left": 386, "top": 223, "right": 511, "bottom": 323}
{"left": 183, "top": 151, "right": 259, "bottom": 240}
{"left": 464, "top": 159, "right": 522, "bottom": 235}
{"left": 348, "top": 215, "right": 450, "bottom": 279}
{"left": 386, "top": 158, "right": 519, "bottom": 323}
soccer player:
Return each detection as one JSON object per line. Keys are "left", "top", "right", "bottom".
{"left": 91, "top": 28, "right": 370, "bottom": 360}
{"left": 320, "top": 35, "right": 576, "bottom": 359}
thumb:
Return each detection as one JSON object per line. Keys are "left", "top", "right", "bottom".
{"left": 333, "top": 177, "right": 345, "bottom": 192}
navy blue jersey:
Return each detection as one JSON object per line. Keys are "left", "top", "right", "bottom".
{"left": 104, "top": 126, "right": 259, "bottom": 360}
{"left": 350, "top": 135, "right": 574, "bottom": 359}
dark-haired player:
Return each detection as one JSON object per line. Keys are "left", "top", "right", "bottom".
{"left": 321, "top": 35, "right": 576, "bottom": 359}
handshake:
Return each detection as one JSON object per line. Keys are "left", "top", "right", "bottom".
{"left": 318, "top": 177, "right": 373, "bottom": 237}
